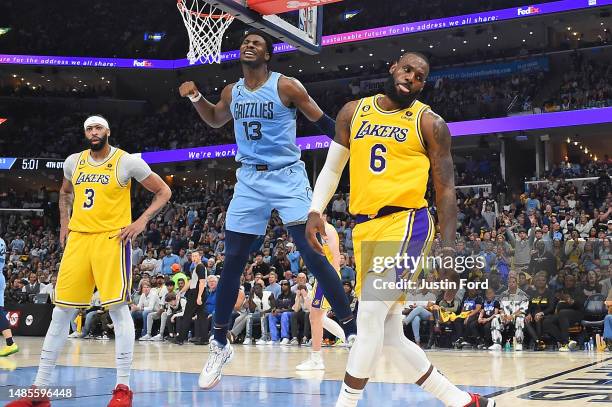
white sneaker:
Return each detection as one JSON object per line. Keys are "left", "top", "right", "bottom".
{"left": 515, "top": 343, "right": 523, "bottom": 351}
{"left": 568, "top": 340, "right": 578, "bottom": 351}
{"left": 99, "top": 334, "right": 109, "bottom": 340}
{"left": 198, "top": 340, "right": 234, "bottom": 389}
{"left": 280, "top": 338, "right": 290, "bottom": 345}
{"left": 303, "top": 339, "right": 312, "bottom": 347}
{"left": 139, "top": 334, "right": 152, "bottom": 341}
{"left": 243, "top": 338, "right": 252, "bottom": 345}
{"left": 152, "top": 334, "right": 163, "bottom": 342}
{"left": 289, "top": 338, "right": 299, "bottom": 346}
{"left": 488, "top": 343, "right": 502, "bottom": 351}
{"left": 256, "top": 338, "right": 267, "bottom": 345}
{"left": 296, "top": 358, "right": 325, "bottom": 371}
{"left": 68, "top": 331, "right": 80, "bottom": 338}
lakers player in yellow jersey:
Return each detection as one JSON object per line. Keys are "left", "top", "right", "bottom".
{"left": 306, "top": 53, "right": 494, "bottom": 407}
{"left": 8, "top": 115, "right": 171, "bottom": 407}
{"left": 296, "top": 213, "right": 346, "bottom": 371}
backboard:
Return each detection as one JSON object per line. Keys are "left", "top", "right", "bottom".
{"left": 205, "top": 0, "right": 330, "bottom": 54}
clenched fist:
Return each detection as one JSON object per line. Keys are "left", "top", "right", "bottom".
{"left": 179, "top": 81, "right": 200, "bottom": 98}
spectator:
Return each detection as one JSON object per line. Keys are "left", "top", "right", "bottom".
{"left": 161, "top": 246, "right": 181, "bottom": 275}
{"left": 543, "top": 273, "right": 584, "bottom": 351}
{"left": 267, "top": 280, "right": 295, "bottom": 345}
{"left": 246, "top": 282, "right": 273, "bottom": 345}
{"left": 290, "top": 279, "right": 311, "bottom": 345}
{"left": 477, "top": 288, "right": 500, "bottom": 349}
{"left": 130, "top": 280, "right": 160, "bottom": 340}
{"left": 264, "top": 271, "right": 281, "bottom": 299}
{"left": 339, "top": 253, "right": 356, "bottom": 286}
{"left": 490, "top": 274, "right": 529, "bottom": 351}
{"left": 524, "top": 271, "right": 555, "bottom": 350}
{"left": 403, "top": 279, "right": 437, "bottom": 347}
{"left": 157, "top": 292, "right": 187, "bottom": 341}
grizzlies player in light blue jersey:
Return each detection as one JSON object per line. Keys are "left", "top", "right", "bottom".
{"left": 0, "top": 236, "right": 19, "bottom": 357}
{"left": 179, "top": 29, "right": 356, "bottom": 389}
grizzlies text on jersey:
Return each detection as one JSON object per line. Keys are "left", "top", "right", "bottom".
{"left": 231, "top": 71, "right": 300, "bottom": 168}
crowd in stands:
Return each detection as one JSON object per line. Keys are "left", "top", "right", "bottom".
{"left": 2, "top": 163, "right": 611, "bottom": 351}
{"left": 2, "top": 50, "right": 611, "bottom": 158}
{"left": 544, "top": 52, "right": 612, "bottom": 112}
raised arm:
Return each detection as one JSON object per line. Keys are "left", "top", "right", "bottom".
{"left": 420, "top": 110, "right": 457, "bottom": 249}
{"left": 305, "top": 100, "right": 358, "bottom": 253}
{"left": 179, "top": 81, "right": 234, "bottom": 128}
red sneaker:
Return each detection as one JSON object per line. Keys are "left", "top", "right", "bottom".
{"left": 107, "top": 384, "right": 133, "bottom": 407}
{"left": 5, "top": 387, "right": 51, "bottom": 407}
{"left": 463, "top": 393, "right": 495, "bottom": 407}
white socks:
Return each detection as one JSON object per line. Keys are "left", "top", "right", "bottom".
{"left": 335, "top": 382, "right": 364, "bottom": 407}
{"left": 34, "top": 307, "right": 77, "bottom": 387}
{"left": 421, "top": 367, "right": 471, "bottom": 407}
{"left": 109, "top": 304, "right": 135, "bottom": 388}
{"left": 311, "top": 350, "right": 322, "bottom": 363}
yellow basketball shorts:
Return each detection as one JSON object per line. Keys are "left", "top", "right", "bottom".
{"left": 353, "top": 208, "right": 434, "bottom": 301}
{"left": 55, "top": 231, "right": 132, "bottom": 308}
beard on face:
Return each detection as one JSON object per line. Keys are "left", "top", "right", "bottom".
{"left": 383, "top": 75, "right": 420, "bottom": 108}
{"left": 89, "top": 134, "right": 108, "bottom": 151}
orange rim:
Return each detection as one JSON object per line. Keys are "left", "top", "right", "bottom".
{"left": 177, "top": 0, "right": 234, "bottom": 19}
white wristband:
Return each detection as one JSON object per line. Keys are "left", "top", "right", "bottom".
{"left": 189, "top": 92, "right": 202, "bottom": 103}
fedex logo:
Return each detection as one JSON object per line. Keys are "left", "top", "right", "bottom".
{"left": 517, "top": 6, "right": 540, "bottom": 15}
{"left": 133, "top": 59, "right": 153, "bottom": 67}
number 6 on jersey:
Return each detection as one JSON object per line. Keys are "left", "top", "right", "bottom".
{"left": 370, "top": 143, "right": 387, "bottom": 173}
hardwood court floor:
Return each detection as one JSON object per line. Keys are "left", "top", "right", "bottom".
{"left": 1, "top": 337, "right": 610, "bottom": 406}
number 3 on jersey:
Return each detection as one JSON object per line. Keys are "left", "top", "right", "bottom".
{"left": 243, "top": 121, "right": 262, "bottom": 140}
{"left": 83, "top": 188, "right": 95, "bottom": 209}
{"left": 370, "top": 144, "right": 387, "bottom": 173}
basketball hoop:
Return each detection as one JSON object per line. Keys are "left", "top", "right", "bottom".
{"left": 177, "top": 0, "right": 235, "bottom": 65}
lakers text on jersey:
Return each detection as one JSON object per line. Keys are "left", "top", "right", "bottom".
{"left": 348, "top": 94, "right": 430, "bottom": 216}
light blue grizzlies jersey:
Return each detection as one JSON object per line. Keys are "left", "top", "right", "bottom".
{"left": 0, "top": 238, "right": 5, "bottom": 307}
{"left": 231, "top": 71, "right": 300, "bottom": 168}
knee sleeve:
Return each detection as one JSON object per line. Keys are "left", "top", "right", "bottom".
{"left": 50, "top": 306, "right": 77, "bottom": 336}
{"left": 383, "top": 309, "right": 430, "bottom": 383}
{"left": 108, "top": 304, "right": 134, "bottom": 338}
{"left": 345, "top": 300, "right": 388, "bottom": 378}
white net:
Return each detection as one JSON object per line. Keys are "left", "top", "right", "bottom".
{"left": 177, "top": 0, "right": 235, "bottom": 65}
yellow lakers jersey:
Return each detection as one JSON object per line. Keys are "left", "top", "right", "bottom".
{"left": 349, "top": 94, "right": 430, "bottom": 215}
{"left": 69, "top": 148, "right": 132, "bottom": 233}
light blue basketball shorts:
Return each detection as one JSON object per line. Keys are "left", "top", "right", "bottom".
{"left": 226, "top": 161, "right": 312, "bottom": 235}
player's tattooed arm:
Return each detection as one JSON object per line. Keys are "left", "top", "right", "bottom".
{"left": 421, "top": 110, "right": 458, "bottom": 249}
{"left": 59, "top": 178, "right": 74, "bottom": 248}
{"left": 120, "top": 173, "right": 172, "bottom": 241}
